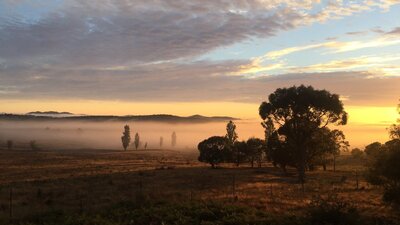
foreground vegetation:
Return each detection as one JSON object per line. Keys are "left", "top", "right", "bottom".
{"left": 0, "top": 148, "right": 399, "bottom": 224}
{"left": 13, "top": 197, "right": 399, "bottom": 225}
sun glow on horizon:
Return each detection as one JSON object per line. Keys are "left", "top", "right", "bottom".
{"left": 0, "top": 99, "right": 398, "bottom": 148}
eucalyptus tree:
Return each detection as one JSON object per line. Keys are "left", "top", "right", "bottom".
{"left": 198, "top": 136, "right": 229, "bottom": 168}
{"left": 259, "top": 85, "right": 347, "bottom": 182}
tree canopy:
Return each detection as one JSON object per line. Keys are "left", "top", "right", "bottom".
{"left": 259, "top": 85, "right": 347, "bottom": 182}
{"left": 198, "top": 136, "right": 229, "bottom": 168}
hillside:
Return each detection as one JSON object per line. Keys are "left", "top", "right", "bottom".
{"left": 0, "top": 112, "right": 237, "bottom": 123}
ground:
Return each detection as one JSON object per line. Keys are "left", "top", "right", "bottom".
{"left": 0, "top": 148, "right": 397, "bottom": 223}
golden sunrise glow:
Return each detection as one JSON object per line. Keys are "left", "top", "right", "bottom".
{"left": 1, "top": 99, "right": 398, "bottom": 148}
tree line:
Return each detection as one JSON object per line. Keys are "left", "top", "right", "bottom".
{"left": 121, "top": 125, "right": 177, "bottom": 150}
{"left": 198, "top": 85, "right": 400, "bottom": 206}
{"left": 198, "top": 85, "right": 349, "bottom": 184}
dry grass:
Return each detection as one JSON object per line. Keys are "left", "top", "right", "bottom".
{"left": 0, "top": 148, "right": 397, "bottom": 221}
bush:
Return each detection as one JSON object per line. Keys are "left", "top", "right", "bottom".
{"left": 351, "top": 148, "right": 363, "bottom": 159}
{"left": 30, "top": 140, "right": 40, "bottom": 151}
{"left": 18, "top": 201, "right": 307, "bottom": 225}
{"left": 307, "top": 194, "right": 360, "bottom": 225}
{"left": 6, "top": 140, "right": 13, "bottom": 150}
{"left": 365, "top": 139, "right": 400, "bottom": 205}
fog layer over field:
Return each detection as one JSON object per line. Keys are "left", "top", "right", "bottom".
{"left": 0, "top": 120, "right": 264, "bottom": 150}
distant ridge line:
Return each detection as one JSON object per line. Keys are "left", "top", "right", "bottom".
{"left": 0, "top": 113, "right": 238, "bottom": 123}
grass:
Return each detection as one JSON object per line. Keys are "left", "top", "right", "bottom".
{"left": 0, "top": 148, "right": 398, "bottom": 224}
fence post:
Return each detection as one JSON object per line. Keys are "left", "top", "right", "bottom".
{"left": 9, "top": 187, "right": 13, "bottom": 224}
{"left": 79, "top": 198, "right": 83, "bottom": 215}
{"left": 270, "top": 184, "right": 273, "bottom": 200}
{"left": 356, "top": 170, "right": 359, "bottom": 190}
{"left": 190, "top": 178, "right": 193, "bottom": 201}
{"left": 232, "top": 174, "right": 236, "bottom": 201}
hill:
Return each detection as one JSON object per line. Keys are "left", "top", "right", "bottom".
{"left": 0, "top": 112, "right": 237, "bottom": 123}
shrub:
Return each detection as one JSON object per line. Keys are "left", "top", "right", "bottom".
{"left": 366, "top": 139, "right": 400, "bottom": 205}
{"left": 30, "top": 140, "right": 40, "bottom": 151}
{"left": 6, "top": 140, "right": 13, "bottom": 150}
{"left": 307, "top": 194, "right": 360, "bottom": 225}
{"left": 351, "top": 148, "right": 363, "bottom": 159}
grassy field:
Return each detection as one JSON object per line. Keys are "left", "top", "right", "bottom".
{"left": 0, "top": 148, "right": 397, "bottom": 224}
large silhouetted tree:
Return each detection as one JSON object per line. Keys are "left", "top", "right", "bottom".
{"left": 366, "top": 139, "right": 400, "bottom": 204}
{"left": 365, "top": 101, "right": 400, "bottom": 204}
{"left": 364, "top": 142, "right": 383, "bottom": 158}
{"left": 198, "top": 136, "right": 229, "bottom": 168}
{"left": 134, "top": 132, "right": 140, "bottom": 150}
{"left": 309, "top": 128, "right": 348, "bottom": 171}
{"left": 266, "top": 131, "right": 294, "bottom": 173}
{"left": 259, "top": 85, "right": 347, "bottom": 182}
{"left": 121, "top": 125, "right": 131, "bottom": 151}
{"left": 247, "top": 137, "right": 265, "bottom": 168}
{"left": 233, "top": 140, "right": 249, "bottom": 167}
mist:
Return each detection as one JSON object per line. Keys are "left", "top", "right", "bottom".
{"left": 0, "top": 120, "right": 264, "bottom": 151}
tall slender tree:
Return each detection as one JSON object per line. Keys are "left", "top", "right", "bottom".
{"left": 171, "top": 131, "right": 177, "bottom": 148}
{"left": 225, "top": 120, "right": 238, "bottom": 146}
{"left": 134, "top": 132, "right": 140, "bottom": 150}
{"left": 121, "top": 125, "right": 131, "bottom": 151}
{"left": 225, "top": 120, "right": 239, "bottom": 166}
{"left": 159, "top": 136, "right": 163, "bottom": 148}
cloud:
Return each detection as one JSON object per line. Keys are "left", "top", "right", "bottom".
{"left": 385, "top": 27, "right": 400, "bottom": 36}
{"left": 0, "top": 0, "right": 398, "bottom": 68}
{"left": 264, "top": 43, "right": 330, "bottom": 59}
{"left": 346, "top": 31, "right": 369, "bottom": 36}
{"left": 0, "top": 59, "right": 399, "bottom": 107}
{"left": 258, "top": 37, "right": 400, "bottom": 60}
{"left": 289, "top": 55, "right": 400, "bottom": 74}
{"left": 0, "top": 0, "right": 399, "bottom": 108}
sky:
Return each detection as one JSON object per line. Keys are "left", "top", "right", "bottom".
{"left": 0, "top": 0, "right": 400, "bottom": 147}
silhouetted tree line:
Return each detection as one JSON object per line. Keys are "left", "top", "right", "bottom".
{"left": 365, "top": 100, "right": 400, "bottom": 205}
{"left": 198, "top": 85, "right": 349, "bottom": 184}
{"left": 197, "top": 122, "right": 266, "bottom": 169}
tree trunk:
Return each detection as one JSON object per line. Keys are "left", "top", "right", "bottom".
{"left": 298, "top": 146, "right": 306, "bottom": 183}
{"left": 323, "top": 163, "right": 327, "bottom": 171}
{"left": 333, "top": 155, "right": 336, "bottom": 172}
{"left": 282, "top": 164, "right": 287, "bottom": 174}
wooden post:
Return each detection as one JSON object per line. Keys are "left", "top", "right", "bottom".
{"left": 356, "top": 170, "right": 359, "bottom": 190}
{"left": 232, "top": 174, "right": 236, "bottom": 201}
{"left": 9, "top": 187, "right": 13, "bottom": 223}
{"left": 139, "top": 179, "right": 143, "bottom": 194}
{"left": 333, "top": 155, "right": 336, "bottom": 172}
{"left": 79, "top": 198, "right": 83, "bottom": 215}
{"left": 190, "top": 178, "right": 193, "bottom": 201}
{"left": 270, "top": 184, "right": 273, "bottom": 200}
